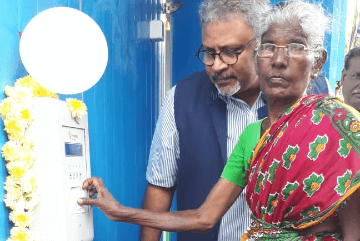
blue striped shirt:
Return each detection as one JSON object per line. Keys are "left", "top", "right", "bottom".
{"left": 146, "top": 85, "right": 267, "bottom": 241}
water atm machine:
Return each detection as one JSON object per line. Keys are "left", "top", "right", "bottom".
{"left": 17, "top": 5, "right": 109, "bottom": 240}
{"left": 27, "top": 97, "right": 94, "bottom": 241}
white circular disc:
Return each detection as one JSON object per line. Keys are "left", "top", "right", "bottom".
{"left": 20, "top": 7, "right": 108, "bottom": 94}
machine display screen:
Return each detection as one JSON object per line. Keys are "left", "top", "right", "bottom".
{"left": 65, "top": 143, "right": 83, "bottom": 157}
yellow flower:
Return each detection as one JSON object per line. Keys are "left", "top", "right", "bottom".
{"left": 9, "top": 227, "right": 33, "bottom": 241}
{"left": 289, "top": 154, "right": 296, "bottom": 162}
{"left": 0, "top": 98, "right": 22, "bottom": 120}
{"left": 6, "top": 86, "right": 33, "bottom": 104}
{"left": 19, "top": 108, "right": 33, "bottom": 128}
{"left": 4, "top": 118, "right": 25, "bottom": 141}
{"left": 66, "top": 98, "right": 87, "bottom": 118}
{"left": 350, "top": 121, "right": 360, "bottom": 133}
{"left": 6, "top": 161, "right": 27, "bottom": 178}
{"left": 49, "top": 91, "right": 59, "bottom": 99}
{"left": 10, "top": 210, "right": 32, "bottom": 228}
{"left": 345, "top": 179, "right": 351, "bottom": 188}
{"left": 15, "top": 75, "right": 38, "bottom": 89}
{"left": 2, "top": 140, "right": 21, "bottom": 162}
{"left": 33, "top": 85, "right": 50, "bottom": 97}
{"left": 310, "top": 182, "right": 320, "bottom": 192}
{"left": 315, "top": 143, "right": 325, "bottom": 153}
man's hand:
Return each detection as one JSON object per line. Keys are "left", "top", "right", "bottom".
{"left": 77, "top": 177, "right": 122, "bottom": 221}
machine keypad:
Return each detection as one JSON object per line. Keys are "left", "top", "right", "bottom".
{"left": 68, "top": 165, "right": 82, "bottom": 180}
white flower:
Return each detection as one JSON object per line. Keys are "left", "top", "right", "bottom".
{"left": 20, "top": 138, "right": 34, "bottom": 153}
{"left": 66, "top": 98, "right": 87, "bottom": 119}
{"left": 19, "top": 152, "right": 35, "bottom": 169}
{"left": 12, "top": 201, "right": 27, "bottom": 212}
{"left": 6, "top": 86, "right": 33, "bottom": 104}
{"left": 4, "top": 175, "right": 21, "bottom": 190}
{"left": 21, "top": 171, "right": 36, "bottom": 193}
{"left": 4, "top": 118, "right": 26, "bottom": 141}
{"left": 24, "top": 193, "right": 40, "bottom": 211}
{"left": 0, "top": 98, "right": 22, "bottom": 120}
{"left": 10, "top": 209, "right": 33, "bottom": 228}
{"left": 9, "top": 227, "right": 34, "bottom": 241}
{"left": 5, "top": 85, "right": 14, "bottom": 97}
{"left": 6, "top": 161, "right": 28, "bottom": 178}
{"left": 4, "top": 193, "right": 18, "bottom": 210}
{"left": 2, "top": 140, "right": 21, "bottom": 162}
{"left": 19, "top": 107, "right": 34, "bottom": 128}
{"left": 4, "top": 177, "right": 22, "bottom": 206}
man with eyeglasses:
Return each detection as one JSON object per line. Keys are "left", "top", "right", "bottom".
{"left": 141, "top": 1, "right": 270, "bottom": 241}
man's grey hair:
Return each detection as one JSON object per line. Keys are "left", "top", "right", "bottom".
{"left": 258, "top": 0, "right": 331, "bottom": 58}
{"left": 199, "top": 0, "right": 271, "bottom": 30}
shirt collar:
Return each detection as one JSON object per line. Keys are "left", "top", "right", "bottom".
{"left": 217, "top": 89, "right": 266, "bottom": 105}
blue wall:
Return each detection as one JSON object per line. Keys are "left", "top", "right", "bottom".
{"left": 0, "top": 0, "right": 159, "bottom": 240}
{"left": 82, "top": 0, "right": 160, "bottom": 239}
{"left": 173, "top": 0, "right": 347, "bottom": 91}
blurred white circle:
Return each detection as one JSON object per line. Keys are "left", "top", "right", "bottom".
{"left": 20, "top": 7, "right": 108, "bottom": 94}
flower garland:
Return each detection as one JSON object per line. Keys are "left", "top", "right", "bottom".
{"left": 0, "top": 75, "right": 87, "bottom": 241}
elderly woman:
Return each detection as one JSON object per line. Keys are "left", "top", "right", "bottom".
{"left": 78, "top": 0, "right": 360, "bottom": 240}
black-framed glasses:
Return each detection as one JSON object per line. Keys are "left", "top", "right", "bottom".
{"left": 195, "top": 37, "right": 256, "bottom": 66}
{"left": 256, "top": 43, "right": 314, "bottom": 58}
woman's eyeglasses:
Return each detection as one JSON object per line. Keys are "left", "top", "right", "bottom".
{"left": 256, "top": 43, "right": 314, "bottom": 58}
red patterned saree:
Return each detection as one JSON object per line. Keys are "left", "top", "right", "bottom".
{"left": 242, "top": 95, "right": 360, "bottom": 240}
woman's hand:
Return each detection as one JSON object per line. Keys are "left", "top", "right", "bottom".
{"left": 77, "top": 177, "right": 123, "bottom": 221}
{"left": 77, "top": 177, "right": 243, "bottom": 232}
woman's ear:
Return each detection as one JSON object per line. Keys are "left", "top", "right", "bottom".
{"left": 310, "top": 49, "right": 327, "bottom": 79}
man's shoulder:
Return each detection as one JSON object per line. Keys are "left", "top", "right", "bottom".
{"left": 174, "top": 70, "right": 218, "bottom": 113}
{"left": 175, "top": 70, "right": 214, "bottom": 97}
{"left": 177, "top": 70, "right": 211, "bottom": 86}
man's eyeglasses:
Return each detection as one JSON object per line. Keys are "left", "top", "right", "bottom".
{"left": 256, "top": 43, "right": 314, "bottom": 58}
{"left": 195, "top": 37, "right": 256, "bottom": 66}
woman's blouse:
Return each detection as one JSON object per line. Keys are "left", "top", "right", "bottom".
{"left": 221, "top": 119, "right": 263, "bottom": 187}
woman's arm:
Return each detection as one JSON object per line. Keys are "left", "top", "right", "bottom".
{"left": 78, "top": 177, "right": 243, "bottom": 233}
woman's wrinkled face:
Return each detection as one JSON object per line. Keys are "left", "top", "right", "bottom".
{"left": 256, "top": 23, "right": 316, "bottom": 103}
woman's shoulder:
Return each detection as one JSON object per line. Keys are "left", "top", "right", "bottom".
{"left": 243, "top": 119, "right": 264, "bottom": 134}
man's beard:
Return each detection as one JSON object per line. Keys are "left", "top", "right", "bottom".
{"left": 211, "top": 72, "right": 241, "bottom": 96}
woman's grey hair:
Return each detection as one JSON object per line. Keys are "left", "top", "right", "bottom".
{"left": 258, "top": 0, "right": 331, "bottom": 58}
{"left": 199, "top": 0, "right": 271, "bottom": 30}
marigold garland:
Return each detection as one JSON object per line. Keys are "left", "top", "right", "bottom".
{"left": 1, "top": 75, "right": 87, "bottom": 241}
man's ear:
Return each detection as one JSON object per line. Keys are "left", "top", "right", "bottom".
{"left": 340, "top": 68, "right": 346, "bottom": 85}
{"left": 310, "top": 49, "right": 327, "bottom": 79}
